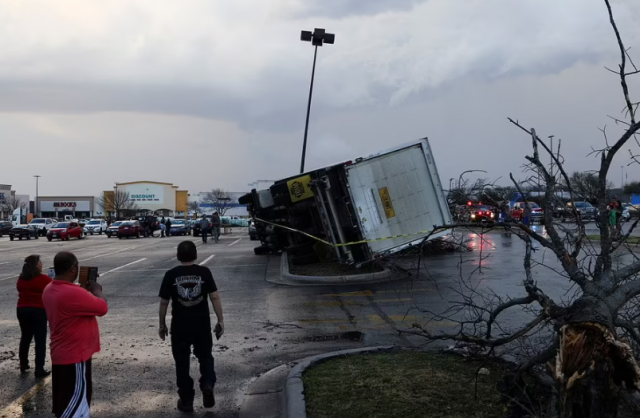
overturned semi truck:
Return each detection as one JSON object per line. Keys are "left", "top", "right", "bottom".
{"left": 238, "top": 138, "right": 452, "bottom": 266}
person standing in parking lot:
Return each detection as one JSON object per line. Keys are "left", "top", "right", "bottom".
{"left": 200, "top": 217, "right": 209, "bottom": 243}
{"left": 43, "top": 251, "right": 108, "bottom": 418}
{"left": 166, "top": 218, "right": 172, "bottom": 237}
{"left": 211, "top": 212, "right": 220, "bottom": 243}
{"left": 16, "top": 255, "right": 52, "bottom": 377}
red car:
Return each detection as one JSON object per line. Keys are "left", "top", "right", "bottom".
{"left": 47, "top": 222, "right": 84, "bottom": 241}
{"left": 511, "top": 202, "right": 544, "bottom": 223}
{"left": 118, "top": 221, "right": 144, "bottom": 239}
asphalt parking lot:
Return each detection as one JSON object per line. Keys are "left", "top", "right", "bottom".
{"left": 0, "top": 224, "right": 634, "bottom": 417}
{"left": 0, "top": 228, "right": 459, "bottom": 417}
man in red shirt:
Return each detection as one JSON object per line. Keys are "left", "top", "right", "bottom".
{"left": 43, "top": 252, "right": 108, "bottom": 418}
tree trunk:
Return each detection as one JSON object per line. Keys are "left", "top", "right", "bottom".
{"left": 554, "top": 323, "right": 640, "bottom": 418}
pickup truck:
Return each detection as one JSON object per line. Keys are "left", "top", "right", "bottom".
{"left": 239, "top": 138, "right": 452, "bottom": 266}
{"left": 29, "top": 218, "right": 55, "bottom": 236}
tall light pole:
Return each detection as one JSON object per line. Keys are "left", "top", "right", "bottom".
{"left": 34, "top": 175, "right": 41, "bottom": 216}
{"left": 299, "top": 28, "right": 335, "bottom": 174}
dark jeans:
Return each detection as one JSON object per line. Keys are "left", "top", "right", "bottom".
{"left": 171, "top": 324, "right": 216, "bottom": 401}
{"left": 202, "top": 228, "right": 208, "bottom": 243}
{"left": 17, "top": 307, "right": 48, "bottom": 371}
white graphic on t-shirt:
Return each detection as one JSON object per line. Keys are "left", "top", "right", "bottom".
{"left": 174, "top": 275, "right": 204, "bottom": 307}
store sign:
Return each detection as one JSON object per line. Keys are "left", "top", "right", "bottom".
{"left": 123, "top": 184, "right": 165, "bottom": 204}
{"left": 53, "top": 202, "right": 77, "bottom": 208}
{"left": 41, "top": 200, "right": 91, "bottom": 212}
{"left": 130, "top": 194, "right": 159, "bottom": 202}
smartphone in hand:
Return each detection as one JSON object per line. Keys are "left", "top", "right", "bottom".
{"left": 214, "top": 323, "right": 222, "bottom": 340}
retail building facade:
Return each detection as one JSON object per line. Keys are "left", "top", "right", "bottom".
{"left": 37, "top": 196, "right": 96, "bottom": 219}
{"left": 104, "top": 181, "right": 188, "bottom": 217}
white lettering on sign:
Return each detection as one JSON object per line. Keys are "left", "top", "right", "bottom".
{"left": 53, "top": 202, "right": 77, "bottom": 208}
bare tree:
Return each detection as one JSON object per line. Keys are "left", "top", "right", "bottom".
{"left": 202, "top": 188, "right": 233, "bottom": 216}
{"left": 405, "top": 2, "right": 640, "bottom": 416}
{"left": 188, "top": 200, "right": 201, "bottom": 218}
{"left": 96, "top": 190, "right": 138, "bottom": 220}
{"left": 566, "top": 171, "right": 615, "bottom": 204}
{"left": 2, "top": 195, "right": 28, "bottom": 213}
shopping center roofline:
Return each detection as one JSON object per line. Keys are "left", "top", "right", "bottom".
{"left": 115, "top": 181, "right": 178, "bottom": 187}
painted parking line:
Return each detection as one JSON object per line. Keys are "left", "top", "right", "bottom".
{"left": 0, "top": 262, "right": 10, "bottom": 266}
{"left": 100, "top": 258, "right": 147, "bottom": 276}
{"left": 0, "top": 375, "right": 52, "bottom": 417}
{"left": 0, "top": 274, "right": 19, "bottom": 282}
{"left": 228, "top": 238, "right": 241, "bottom": 247}
{"left": 199, "top": 255, "right": 216, "bottom": 266}
{"left": 79, "top": 247, "right": 134, "bottom": 263}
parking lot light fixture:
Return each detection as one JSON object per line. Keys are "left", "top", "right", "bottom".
{"left": 299, "top": 28, "right": 335, "bottom": 174}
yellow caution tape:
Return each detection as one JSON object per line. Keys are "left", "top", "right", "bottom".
{"left": 254, "top": 217, "right": 445, "bottom": 247}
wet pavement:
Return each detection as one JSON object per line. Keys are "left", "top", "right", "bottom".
{"left": 0, "top": 224, "right": 638, "bottom": 417}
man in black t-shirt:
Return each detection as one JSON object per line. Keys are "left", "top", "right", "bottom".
{"left": 158, "top": 241, "right": 225, "bottom": 413}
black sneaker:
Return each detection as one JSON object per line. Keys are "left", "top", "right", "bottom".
{"left": 202, "top": 387, "right": 215, "bottom": 408}
{"left": 35, "top": 369, "right": 51, "bottom": 378}
{"left": 177, "top": 399, "right": 194, "bottom": 413}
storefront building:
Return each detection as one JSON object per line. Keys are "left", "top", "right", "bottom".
{"left": 103, "top": 181, "right": 188, "bottom": 217}
{"left": 37, "top": 196, "right": 96, "bottom": 219}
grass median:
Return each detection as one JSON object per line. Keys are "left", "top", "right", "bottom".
{"left": 586, "top": 235, "right": 640, "bottom": 244}
{"left": 302, "top": 351, "right": 507, "bottom": 418}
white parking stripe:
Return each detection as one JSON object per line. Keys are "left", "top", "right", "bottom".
{"left": 0, "top": 274, "right": 18, "bottom": 282}
{"left": 0, "top": 262, "right": 9, "bottom": 266}
{"left": 79, "top": 247, "right": 134, "bottom": 263}
{"left": 228, "top": 238, "right": 241, "bottom": 246}
{"left": 100, "top": 258, "right": 147, "bottom": 277}
{"left": 199, "top": 255, "right": 215, "bottom": 266}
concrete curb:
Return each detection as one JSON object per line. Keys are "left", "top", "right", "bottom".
{"left": 279, "top": 251, "right": 395, "bottom": 286}
{"left": 284, "top": 346, "right": 396, "bottom": 418}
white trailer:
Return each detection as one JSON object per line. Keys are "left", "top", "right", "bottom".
{"left": 240, "top": 137, "right": 452, "bottom": 265}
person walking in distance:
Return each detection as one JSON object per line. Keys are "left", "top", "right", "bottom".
{"left": 158, "top": 241, "right": 224, "bottom": 413}
{"left": 160, "top": 216, "right": 166, "bottom": 238}
{"left": 211, "top": 212, "right": 221, "bottom": 243}
{"left": 16, "top": 255, "right": 52, "bottom": 377}
{"left": 200, "top": 216, "right": 209, "bottom": 243}
{"left": 42, "top": 252, "right": 108, "bottom": 418}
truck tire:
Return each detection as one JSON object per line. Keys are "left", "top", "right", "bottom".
{"left": 10, "top": 235, "right": 14, "bottom": 241}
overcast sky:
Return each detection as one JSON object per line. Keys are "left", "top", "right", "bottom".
{"left": 1, "top": 0, "right": 640, "bottom": 197}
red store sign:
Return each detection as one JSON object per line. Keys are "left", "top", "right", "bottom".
{"left": 53, "top": 202, "right": 78, "bottom": 208}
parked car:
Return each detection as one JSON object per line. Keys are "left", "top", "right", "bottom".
{"left": 0, "top": 220, "right": 13, "bottom": 237}
{"left": 511, "top": 202, "right": 544, "bottom": 223}
{"left": 248, "top": 221, "right": 258, "bottom": 240}
{"left": 193, "top": 218, "right": 211, "bottom": 237}
{"left": 84, "top": 219, "right": 108, "bottom": 235}
{"left": 556, "top": 201, "right": 597, "bottom": 222}
{"left": 106, "top": 221, "right": 123, "bottom": 238}
{"left": 29, "top": 218, "right": 56, "bottom": 236}
{"left": 622, "top": 203, "right": 637, "bottom": 220}
{"left": 169, "top": 220, "right": 191, "bottom": 236}
{"left": 8, "top": 225, "right": 39, "bottom": 241}
{"left": 118, "top": 221, "right": 144, "bottom": 238}
{"left": 47, "top": 222, "right": 84, "bottom": 241}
